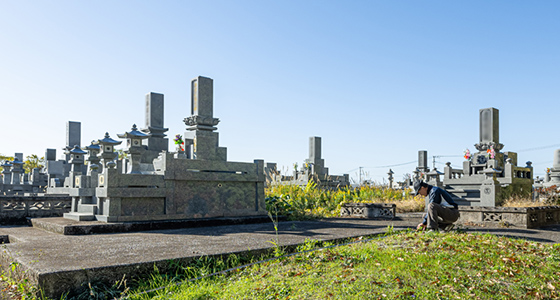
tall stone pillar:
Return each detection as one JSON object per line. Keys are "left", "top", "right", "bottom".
{"left": 65, "top": 121, "right": 81, "bottom": 161}
{"left": 183, "top": 76, "right": 227, "bottom": 161}
{"left": 553, "top": 149, "right": 560, "bottom": 171}
{"left": 309, "top": 137, "right": 325, "bottom": 176}
{"left": 418, "top": 150, "right": 428, "bottom": 172}
{"left": 475, "top": 108, "right": 503, "bottom": 152}
{"left": 142, "top": 92, "right": 169, "bottom": 156}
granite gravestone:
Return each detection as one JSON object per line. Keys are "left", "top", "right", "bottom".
{"left": 60, "top": 76, "right": 266, "bottom": 222}
{"left": 425, "top": 108, "right": 533, "bottom": 207}
{"left": 266, "top": 136, "right": 349, "bottom": 190}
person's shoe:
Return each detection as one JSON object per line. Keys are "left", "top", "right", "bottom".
{"left": 426, "top": 228, "right": 439, "bottom": 233}
{"left": 442, "top": 224, "right": 454, "bottom": 232}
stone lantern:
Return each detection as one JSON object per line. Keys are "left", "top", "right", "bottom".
{"left": 85, "top": 141, "right": 101, "bottom": 175}
{"left": 96, "top": 132, "right": 122, "bottom": 169}
{"left": 117, "top": 124, "right": 150, "bottom": 174}
{"left": 412, "top": 168, "right": 421, "bottom": 182}
{"left": 1, "top": 161, "right": 12, "bottom": 185}
{"left": 68, "top": 145, "right": 87, "bottom": 175}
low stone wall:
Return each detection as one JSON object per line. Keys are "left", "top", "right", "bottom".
{"left": 340, "top": 203, "right": 396, "bottom": 219}
{"left": 458, "top": 206, "right": 560, "bottom": 229}
{"left": 0, "top": 195, "right": 72, "bottom": 224}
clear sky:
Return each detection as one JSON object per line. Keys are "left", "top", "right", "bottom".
{"left": 1, "top": 1, "right": 559, "bottom": 183}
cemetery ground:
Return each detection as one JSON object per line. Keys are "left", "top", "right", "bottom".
{"left": 1, "top": 184, "right": 560, "bottom": 299}
{"left": 128, "top": 231, "right": 560, "bottom": 300}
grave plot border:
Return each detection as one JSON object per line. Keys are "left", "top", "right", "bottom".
{"left": 340, "top": 203, "right": 396, "bottom": 219}
{"left": 458, "top": 206, "right": 560, "bottom": 228}
{"left": 0, "top": 195, "right": 71, "bottom": 224}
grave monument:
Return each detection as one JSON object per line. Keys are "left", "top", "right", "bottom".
{"left": 0, "top": 152, "right": 49, "bottom": 195}
{"left": 418, "top": 108, "right": 533, "bottom": 206}
{"left": 266, "top": 136, "right": 350, "bottom": 190}
{"left": 59, "top": 76, "right": 266, "bottom": 222}
{"left": 538, "top": 149, "right": 560, "bottom": 189}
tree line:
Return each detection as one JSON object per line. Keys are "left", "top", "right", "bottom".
{"left": 0, "top": 154, "right": 45, "bottom": 174}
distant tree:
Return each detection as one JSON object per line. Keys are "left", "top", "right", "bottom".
{"left": 117, "top": 148, "right": 128, "bottom": 160}
{"left": 0, "top": 154, "right": 14, "bottom": 172}
{"left": 23, "top": 154, "right": 44, "bottom": 173}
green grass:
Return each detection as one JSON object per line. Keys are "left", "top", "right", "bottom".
{"left": 265, "top": 182, "right": 423, "bottom": 220}
{"left": 124, "top": 231, "right": 560, "bottom": 299}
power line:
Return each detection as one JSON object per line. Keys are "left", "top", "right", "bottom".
{"left": 345, "top": 143, "right": 560, "bottom": 176}
{"left": 513, "top": 144, "right": 560, "bottom": 153}
{"left": 345, "top": 160, "right": 417, "bottom": 173}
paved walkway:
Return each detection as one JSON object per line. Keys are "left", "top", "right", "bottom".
{"left": 1, "top": 215, "right": 560, "bottom": 298}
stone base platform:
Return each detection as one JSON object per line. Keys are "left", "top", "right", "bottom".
{"left": 458, "top": 206, "right": 560, "bottom": 228}
{"left": 0, "top": 218, "right": 421, "bottom": 298}
{"left": 31, "top": 215, "right": 282, "bottom": 235}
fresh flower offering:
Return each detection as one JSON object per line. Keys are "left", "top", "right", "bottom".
{"left": 174, "top": 134, "right": 185, "bottom": 151}
{"left": 486, "top": 145, "right": 495, "bottom": 159}
{"left": 463, "top": 148, "right": 471, "bottom": 160}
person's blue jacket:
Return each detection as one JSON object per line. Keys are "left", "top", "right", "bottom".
{"left": 422, "top": 186, "right": 459, "bottom": 225}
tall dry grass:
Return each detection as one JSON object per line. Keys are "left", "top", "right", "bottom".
{"left": 265, "top": 182, "right": 424, "bottom": 220}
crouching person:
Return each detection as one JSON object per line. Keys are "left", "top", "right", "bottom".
{"left": 414, "top": 181, "right": 460, "bottom": 232}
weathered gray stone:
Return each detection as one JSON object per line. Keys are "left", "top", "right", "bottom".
{"left": 554, "top": 149, "right": 560, "bottom": 170}
{"left": 538, "top": 149, "right": 560, "bottom": 189}
{"left": 183, "top": 76, "right": 226, "bottom": 161}
{"left": 340, "top": 203, "right": 396, "bottom": 218}
{"left": 457, "top": 206, "right": 560, "bottom": 228}
{"left": 309, "top": 137, "right": 325, "bottom": 176}
{"left": 420, "top": 108, "right": 532, "bottom": 207}
{"left": 0, "top": 195, "right": 71, "bottom": 224}
{"left": 66, "top": 121, "right": 81, "bottom": 149}
{"left": 191, "top": 76, "right": 213, "bottom": 118}
{"left": 268, "top": 136, "right": 349, "bottom": 190}
{"left": 475, "top": 107, "right": 503, "bottom": 151}
{"left": 48, "top": 76, "right": 266, "bottom": 223}
{"left": 45, "top": 149, "right": 56, "bottom": 161}
{"left": 141, "top": 92, "right": 169, "bottom": 162}
{"left": 418, "top": 150, "right": 428, "bottom": 172}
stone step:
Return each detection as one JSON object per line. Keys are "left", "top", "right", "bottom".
{"left": 63, "top": 212, "right": 97, "bottom": 222}
{"left": 447, "top": 188, "right": 479, "bottom": 193}
{"left": 76, "top": 204, "right": 97, "bottom": 214}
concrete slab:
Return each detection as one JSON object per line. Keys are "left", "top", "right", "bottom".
{"left": 1, "top": 214, "right": 560, "bottom": 298}
{"left": 31, "top": 215, "right": 277, "bottom": 235}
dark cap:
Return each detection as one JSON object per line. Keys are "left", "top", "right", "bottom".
{"left": 413, "top": 180, "right": 423, "bottom": 194}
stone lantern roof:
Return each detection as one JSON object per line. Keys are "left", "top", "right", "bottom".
{"left": 1, "top": 161, "right": 12, "bottom": 168}
{"left": 11, "top": 157, "right": 23, "bottom": 166}
{"left": 117, "top": 124, "right": 151, "bottom": 140}
{"left": 69, "top": 145, "right": 87, "bottom": 155}
{"left": 85, "top": 141, "right": 101, "bottom": 152}
{"left": 426, "top": 168, "right": 443, "bottom": 176}
{"left": 97, "top": 132, "right": 122, "bottom": 146}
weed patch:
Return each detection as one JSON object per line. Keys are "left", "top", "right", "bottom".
{"left": 128, "top": 232, "right": 560, "bottom": 299}
{"left": 265, "top": 183, "right": 423, "bottom": 220}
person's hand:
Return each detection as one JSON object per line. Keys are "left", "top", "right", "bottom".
{"left": 417, "top": 223, "right": 426, "bottom": 231}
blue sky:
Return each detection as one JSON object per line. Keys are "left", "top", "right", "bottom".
{"left": 1, "top": 1, "right": 559, "bottom": 183}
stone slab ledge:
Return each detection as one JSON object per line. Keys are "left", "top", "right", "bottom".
{"left": 31, "top": 215, "right": 284, "bottom": 235}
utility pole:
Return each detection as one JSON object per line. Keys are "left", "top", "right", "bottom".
{"left": 359, "top": 167, "right": 363, "bottom": 186}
